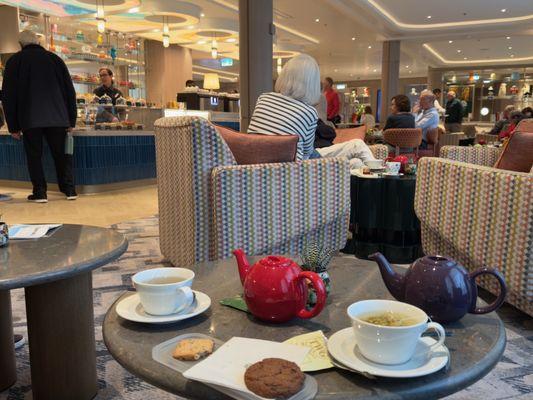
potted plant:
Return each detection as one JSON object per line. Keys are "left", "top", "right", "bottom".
{"left": 300, "top": 243, "right": 333, "bottom": 306}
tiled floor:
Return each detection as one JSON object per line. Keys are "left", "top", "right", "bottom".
{"left": 0, "top": 185, "right": 159, "bottom": 227}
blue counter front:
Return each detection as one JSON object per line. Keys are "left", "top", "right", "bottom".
{"left": 0, "top": 131, "right": 156, "bottom": 193}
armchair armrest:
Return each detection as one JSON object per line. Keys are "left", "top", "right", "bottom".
{"left": 212, "top": 157, "right": 350, "bottom": 259}
{"left": 440, "top": 145, "right": 501, "bottom": 166}
{"left": 369, "top": 144, "right": 388, "bottom": 160}
{"left": 415, "top": 157, "right": 533, "bottom": 312}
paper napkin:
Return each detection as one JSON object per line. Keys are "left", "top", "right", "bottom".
{"left": 284, "top": 330, "right": 334, "bottom": 371}
{"left": 183, "top": 337, "right": 309, "bottom": 399}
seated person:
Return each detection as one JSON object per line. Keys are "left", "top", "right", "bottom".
{"left": 415, "top": 90, "right": 439, "bottom": 149}
{"left": 248, "top": 54, "right": 376, "bottom": 170}
{"left": 488, "top": 105, "right": 514, "bottom": 135}
{"left": 499, "top": 111, "right": 524, "bottom": 141}
{"left": 360, "top": 106, "right": 375, "bottom": 130}
{"left": 383, "top": 94, "right": 415, "bottom": 130}
{"left": 314, "top": 94, "right": 336, "bottom": 148}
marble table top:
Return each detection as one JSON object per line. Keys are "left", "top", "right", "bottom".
{"left": 0, "top": 224, "right": 128, "bottom": 290}
{"left": 103, "top": 256, "right": 506, "bottom": 400}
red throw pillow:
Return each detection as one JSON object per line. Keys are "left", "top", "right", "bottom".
{"left": 494, "top": 130, "right": 533, "bottom": 172}
{"left": 214, "top": 125, "right": 298, "bottom": 165}
{"left": 333, "top": 126, "right": 366, "bottom": 144}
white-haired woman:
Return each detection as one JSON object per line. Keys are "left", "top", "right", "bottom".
{"left": 248, "top": 54, "right": 376, "bottom": 169}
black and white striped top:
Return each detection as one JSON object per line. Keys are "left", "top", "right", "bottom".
{"left": 247, "top": 92, "right": 318, "bottom": 160}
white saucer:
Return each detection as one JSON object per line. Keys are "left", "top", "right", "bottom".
{"left": 327, "top": 328, "right": 449, "bottom": 378}
{"left": 116, "top": 291, "right": 211, "bottom": 324}
{"left": 382, "top": 172, "right": 404, "bottom": 176}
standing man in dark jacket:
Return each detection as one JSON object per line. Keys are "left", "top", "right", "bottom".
{"left": 444, "top": 90, "right": 463, "bottom": 133}
{"left": 2, "top": 30, "right": 77, "bottom": 203}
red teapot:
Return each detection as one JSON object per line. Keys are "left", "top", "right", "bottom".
{"left": 233, "top": 249, "right": 326, "bottom": 323}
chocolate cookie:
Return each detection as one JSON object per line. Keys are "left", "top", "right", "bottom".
{"left": 244, "top": 358, "right": 304, "bottom": 399}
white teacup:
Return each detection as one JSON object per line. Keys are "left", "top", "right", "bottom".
{"left": 364, "top": 160, "right": 384, "bottom": 169}
{"left": 385, "top": 161, "right": 401, "bottom": 175}
{"left": 347, "top": 300, "right": 445, "bottom": 365}
{"left": 133, "top": 268, "right": 195, "bottom": 315}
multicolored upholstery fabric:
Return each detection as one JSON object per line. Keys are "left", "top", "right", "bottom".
{"left": 368, "top": 144, "right": 388, "bottom": 160}
{"left": 212, "top": 157, "right": 350, "bottom": 259}
{"left": 440, "top": 145, "right": 501, "bottom": 166}
{"left": 415, "top": 157, "right": 533, "bottom": 316}
{"left": 438, "top": 133, "right": 467, "bottom": 147}
{"left": 155, "top": 116, "right": 350, "bottom": 267}
{"left": 475, "top": 133, "right": 500, "bottom": 144}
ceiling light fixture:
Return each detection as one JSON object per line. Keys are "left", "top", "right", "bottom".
{"left": 334, "top": 68, "right": 338, "bottom": 72}
{"left": 162, "top": 16, "right": 169, "bottom": 48}
{"left": 506, "top": 36, "right": 511, "bottom": 39}
{"left": 277, "top": 57, "right": 282, "bottom": 74}
{"left": 510, "top": 54, "right": 515, "bottom": 58}
{"left": 163, "top": 35, "right": 170, "bottom": 48}
{"left": 448, "top": 40, "right": 453, "bottom": 43}
{"left": 463, "top": 57, "right": 468, "bottom": 60}
{"left": 198, "top": 40, "right": 206, "bottom": 44}
{"left": 457, "top": 49, "right": 462, "bottom": 53}
{"left": 508, "top": 46, "right": 513, "bottom": 49}
{"left": 211, "top": 39, "right": 218, "bottom": 59}
{"left": 225, "top": 38, "right": 236, "bottom": 43}
{"left": 351, "top": 37, "right": 356, "bottom": 41}
{"left": 373, "top": 69, "right": 377, "bottom": 72}
{"left": 500, "top": 9, "right": 506, "bottom": 13}
{"left": 405, "top": 65, "right": 409, "bottom": 68}
{"left": 315, "top": 18, "right": 320, "bottom": 22}
{"left": 128, "top": 7, "right": 139, "bottom": 13}
{"left": 426, "top": 15, "right": 432, "bottom": 19}
{"left": 95, "top": 0, "right": 106, "bottom": 34}
{"left": 368, "top": 45, "right": 372, "bottom": 49}
{"left": 200, "top": 13, "right": 205, "bottom": 17}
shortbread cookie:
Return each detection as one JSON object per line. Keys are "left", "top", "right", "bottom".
{"left": 172, "top": 338, "right": 214, "bottom": 361}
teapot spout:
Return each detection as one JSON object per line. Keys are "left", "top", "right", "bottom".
{"left": 233, "top": 249, "right": 250, "bottom": 285}
{"left": 368, "top": 252, "right": 406, "bottom": 302}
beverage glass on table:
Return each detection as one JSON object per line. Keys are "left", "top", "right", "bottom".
{"left": 133, "top": 268, "right": 195, "bottom": 315}
{"left": 347, "top": 299, "right": 445, "bottom": 365}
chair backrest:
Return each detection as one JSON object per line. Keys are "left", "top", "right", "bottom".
{"left": 154, "top": 116, "right": 236, "bottom": 266}
{"left": 516, "top": 118, "right": 533, "bottom": 133}
{"left": 383, "top": 128, "right": 423, "bottom": 148}
{"left": 333, "top": 126, "right": 366, "bottom": 144}
{"left": 426, "top": 128, "right": 439, "bottom": 145}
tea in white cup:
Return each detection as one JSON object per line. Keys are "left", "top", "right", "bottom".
{"left": 364, "top": 160, "right": 384, "bottom": 170}
{"left": 385, "top": 161, "right": 401, "bottom": 175}
{"left": 133, "top": 268, "right": 195, "bottom": 315}
{"left": 347, "top": 299, "right": 445, "bottom": 365}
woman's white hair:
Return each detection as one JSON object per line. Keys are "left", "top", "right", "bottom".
{"left": 19, "top": 30, "right": 41, "bottom": 47}
{"left": 275, "top": 54, "right": 321, "bottom": 106}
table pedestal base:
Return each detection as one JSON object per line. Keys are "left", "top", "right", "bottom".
{"left": 0, "top": 290, "right": 17, "bottom": 391}
{"left": 25, "top": 273, "right": 97, "bottom": 400}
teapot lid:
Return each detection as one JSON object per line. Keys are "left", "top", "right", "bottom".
{"left": 259, "top": 255, "right": 293, "bottom": 268}
{"left": 419, "top": 255, "right": 457, "bottom": 267}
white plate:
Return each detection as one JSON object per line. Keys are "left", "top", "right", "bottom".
{"left": 116, "top": 291, "right": 211, "bottom": 324}
{"left": 382, "top": 172, "right": 404, "bottom": 176}
{"left": 327, "top": 328, "right": 449, "bottom": 378}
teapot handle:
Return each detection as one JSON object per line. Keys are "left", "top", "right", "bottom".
{"left": 296, "top": 271, "right": 326, "bottom": 319}
{"left": 468, "top": 267, "right": 507, "bottom": 314}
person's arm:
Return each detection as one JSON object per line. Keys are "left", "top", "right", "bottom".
{"left": 1, "top": 56, "right": 21, "bottom": 133}
{"left": 488, "top": 119, "right": 504, "bottom": 135}
{"left": 58, "top": 57, "right": 77, "bottom": 128}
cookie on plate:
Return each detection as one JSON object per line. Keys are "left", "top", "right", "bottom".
{"left": 172, "top": 338, "right": 214, "bottom": 361}
{"left": 244, "top": 358, "right": 304, "bottom": 399}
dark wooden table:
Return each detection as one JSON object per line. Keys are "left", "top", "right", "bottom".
{"left": 103, "top": 256, "right": 506, "bottom": 400}
{"left": 0, "top": 224, "right": 127, "bottom": 400}
{"left": 346, "top": 174, "right": 423, "bottom": 263}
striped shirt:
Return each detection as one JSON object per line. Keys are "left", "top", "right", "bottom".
{"left": 247, "top": 92, "right": 318, "bottom": 160}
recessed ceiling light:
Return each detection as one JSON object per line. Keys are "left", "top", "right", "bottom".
{"left": 506, "top": 36, "right": 511, "bottom": 39}
{"left": 350, "top": 73, "right": 353, "bottom": 76}
{"left": 315, "top": 18, "right": 320, "bottom": 22}
{"left": 334, "top": 68, "right": 338, "bottom": 72}
{"left": 188, "top": 25, "right": 195, "bottom": 29}
{"left": 448, "top": 40, "right": 453, "bottom": 44}
{"left": 463, "top": 57, "right": 468, "bottom": 60}
{"left": 226, "top": 38, "right": 237, "bottom": 43}
{"left": 405, "top": 65, "right": 409, "bottom": 68}
{"left": 368, "top": 45, "right": 372, "bottom": 49}
{"left": 351, "top": 37, "right": 356, "bottom": 41}
{"left": 197, "top": 40, "right": 206, "bottom": 45}
{"left": 457, "top": 49, "right": 462, "bottom": 53}
{"left": 153, "top": 29, "right": 160, "bottom": 32}
{"left": 373, "top": 69, "right": 377, "bottom": 72}
{"left": 128, "top": 7, "right": 139, "bottom": 13}
{"left": 200, "top": 13, "right": 205, "bottom": 17}
{"left": 508, "top": 46, "right": 513, "bottom": 50}
{"left": 409, "top": 70, "right": 412, "bottom": 74}
{"left": 510, "top": 54, "right": 515, "bottom": 58}
{"left": 426, "top": 15, "right": 432, "bottom": 19}
{"left": 500, "top": 8, "right": 507, "bottom": 13}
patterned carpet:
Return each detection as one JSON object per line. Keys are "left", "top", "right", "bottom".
{"left": 1, "top": 216, "right": 532, "bottom": 400}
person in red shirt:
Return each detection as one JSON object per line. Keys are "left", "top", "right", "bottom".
{"left": 498, "top": 110, "right": 523, "bottom": 141}
{"left": 322, "top": 77, "right": 341, "bottom": 126}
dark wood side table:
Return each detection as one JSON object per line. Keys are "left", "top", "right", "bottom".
{"left": 345, "top": 174, "right": 423, "bottom": 263}
{"left": 0, "top": 224, "right": 127, "bottom": 399}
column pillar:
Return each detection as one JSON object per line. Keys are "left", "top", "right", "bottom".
{"left": 427, "top": 66, "right": 444, "bottom": 101}
{"left": 239, "top": 0, "right": 274, "bottom": 132}
{"left": 380, "top": 40, "right": 400, "bottom": 122}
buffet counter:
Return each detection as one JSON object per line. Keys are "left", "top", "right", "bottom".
{"left": 0, "top": 111, "right": 240, "bottom": 193}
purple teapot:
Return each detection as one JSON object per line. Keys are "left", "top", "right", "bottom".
{"left": 370, "top": 253, "right": 507, "bottom": 323}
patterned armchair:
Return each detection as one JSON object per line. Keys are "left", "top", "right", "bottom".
{"left": 415, "top": 145, "right": 533, "bottom": 316}
{"left": 154, "top": 116, "right": 351, "bottom": 267}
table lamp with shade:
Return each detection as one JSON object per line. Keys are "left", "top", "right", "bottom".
{"left": 203, "top": 73, "right": 220, "bottom": 90}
